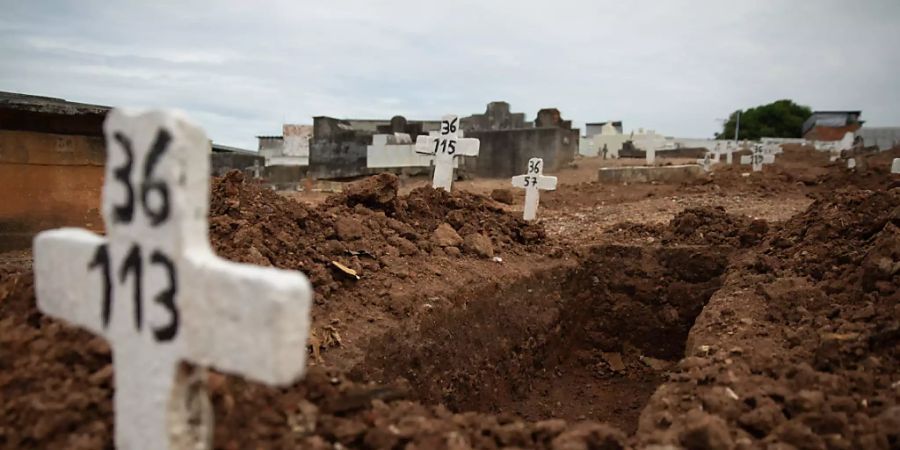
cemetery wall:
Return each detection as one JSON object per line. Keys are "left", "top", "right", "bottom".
{"left": 308, "top": 141, "right": 369, "bottom": 179}
{"left": 857, "top": 127, "right": 900, "bottom": 150}
{"left": 466, "top": 127, "right": 578, "bottom": 178}
{"left": 0, "top": 129, "right": 104, "bottom": 251}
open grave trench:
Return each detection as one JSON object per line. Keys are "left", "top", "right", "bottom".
{"left": 353, "top": 243, "right": 730, "bottom": 433}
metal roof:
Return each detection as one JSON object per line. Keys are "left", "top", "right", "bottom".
{"left": 0, "top": 91, "right": 110, "bottom": 115}
{"left": 211, "top": 142, "right": 258, "bottom": 156}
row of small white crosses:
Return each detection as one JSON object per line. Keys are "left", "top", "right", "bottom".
{"left": 34, "top": 109, "right": 313, "bottom": 450}
{"left": 511, "top": 158, "right": 557, "bottom": 221}
{"left": 740, "top": 144, "right": 775, "bottom": 172}
{"left": 414, "top": 115, "right": 480, "bottom": 191}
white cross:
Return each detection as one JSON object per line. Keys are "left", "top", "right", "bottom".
{"left": 511, "top": 157, "right": 557, "bottom": 221}
{"left": 697, "top": 152, "right": 716, "bottom": 172}
{"left": 740, "top": 144, "right": 775, "bottom": 172}
{"left": 414, "top": 115, "right": 480, "bottom": 191}
{"left": 33, "top": 109, "right": 313, "bottom": 450}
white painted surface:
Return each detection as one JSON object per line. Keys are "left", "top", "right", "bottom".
{"left": 33, "top": 109, "right": 313, "bottom": 450}
{"left": 740, "top": 145, "right": 775, "bottom": 172}
{"left": 646, "top": 147, "right": 656, "bottom": 165}
{"left": 892, "top": 158, "right": 900, "bottom": 174}
{"left": 696, "top": 153, "right": 716, "bottom": 172}
{"left": 414, "top": 115, "right": 479, "bottom": 191}
{"left": 511, "top": 157, "right": 557, "bottom": 221}
{"left": 367, "top": 133, "right": 446, "bottom": 169}
{"left": 847, "top": 158, "right": 857, "bottom": 169}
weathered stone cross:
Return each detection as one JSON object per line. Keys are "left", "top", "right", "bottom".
{"left": 511, "top": 157, "right": 557, "bottom": 221}
{"left": 740, "top": 144, "right": 775, "bottom": 172}
{"left": 414, "top": 114, "right": 480, "bottom": 191}
{"left": 33, "top": 109, "right": 313, "bottom": 450}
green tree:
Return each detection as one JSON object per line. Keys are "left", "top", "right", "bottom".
{"left": 716, "top": 99, "right": 812, "bottom": 140}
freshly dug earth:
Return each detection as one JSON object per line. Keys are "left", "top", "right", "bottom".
{"left": 636, "top": 188, "right": 900, "bottom": 448}
{"left": 360, "top": 244, "right": 728, "bottom": 433}
{"left": 210, "top": 171, "right": 545, "bottom": 304}
{"left": 2, "top": 170, "right": 899, "bottom": 449}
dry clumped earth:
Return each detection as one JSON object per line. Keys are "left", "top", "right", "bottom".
{"left": 1, "top": 154, "right": 898, "bottom": 449}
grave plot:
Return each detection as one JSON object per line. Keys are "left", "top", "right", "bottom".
{"left": 358, "top": 244, "right": 731, "bottom": 433}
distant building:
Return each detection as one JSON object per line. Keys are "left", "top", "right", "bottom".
{"left": 802, "top": 110, "right": 863, "bottom": 141}
{"left": 585, "top": 121, "right": 623, "bottom": 137}
{"left": 856, "top": 127, "right": 900, "bottom": 151}
{"left": 0, "top": 91, "right": 259, "bottom": 250}
{"left": 308, "top": 115, "right": 439, "bottom": 179}
{"left": 0, "top": 91, "right": 108, "bottom": 251}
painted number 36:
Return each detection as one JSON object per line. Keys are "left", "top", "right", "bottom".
{"left": 89, "top": 128, "right": 180, "bottom": 342}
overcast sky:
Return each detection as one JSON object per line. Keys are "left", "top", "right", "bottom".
{"left": 2, "top": 0, "right": 899, "bottom": 149}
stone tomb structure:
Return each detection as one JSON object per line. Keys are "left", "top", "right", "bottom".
{"left": 308, "top": 115, "right": 440, "bottom": 179}
{"left": 33, "top": 109, "right": 313, "bottom": 450}
{"left": 461, "top": 102, "right": 579, "bottom": 179}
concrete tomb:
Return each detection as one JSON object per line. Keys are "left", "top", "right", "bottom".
{"left": 366, "top": 132, "right": 435, "bottom": 171}
{"left": 415, "top": 115, "right": 480, "bottom": 191}
{"left": 461, "top": 102, "right": 578, "bottom": 178}
{"left": 33, "top": 109, "right": 313, "bottom": 450}
{"left": 511, "top": 157, "right": 557, "bottom": 221}
{"left": 740, "top": 145, "right": 775, "bottom": 172}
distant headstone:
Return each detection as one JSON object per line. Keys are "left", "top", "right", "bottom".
{"left": 511, "top": 158, "right": 557, "bottom": 221}
{"left": 697, "top": 153, "right": 715, "bottom": 172}
{"left": 740, "top": 145, "right": 774, "bottom": 172}
{"left": 33, "top": 109, "right": 313, "bottom": 450}
{"left": 646, "top": 147, "right": 656, "bottom": 165}
{"left": 892, "top": 158, "right": 900, "bottom": 174}
{"left": 415, "top": 115, "right": 480, "bottom": 191}
{"left": 847, "top": 158, "right": 857, "bottom": 169}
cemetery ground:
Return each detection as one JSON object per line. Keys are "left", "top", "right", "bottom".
{"left": 1, "top": 145, "right": 899, "bottom": 449}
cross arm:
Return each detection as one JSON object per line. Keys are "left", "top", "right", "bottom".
{"left": 512, "top": 174, "right": 557, "bottom": 190}
{"left": 182, "top": 253, "right": 313, "bottom": 386}
{"left": 536, "top": 175, "right": 558, "bottom": 190}
{"left": 511, "top": 175, "right": 529, "bottom": 188}
{"left": 33, "top": 228, "right": 109, "bottom": 335}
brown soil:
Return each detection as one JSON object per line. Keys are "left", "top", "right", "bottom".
{"left": 2, "top": 156, "right": 899, "bottom": 449}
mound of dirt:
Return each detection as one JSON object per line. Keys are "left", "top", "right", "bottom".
{"left": 0, "top": 268, "right": 113, "bottom": 449}
{"left": 637, "top": 187, "right": 900, "bottom": 448}
{"left": 604, "top": 207, "right": 768, "bottom": 248}
{"left": 814, "top": 146, "right": 900, "bottom": 192}
{"left": 209, "top": 171, "right": 545, "bottom": 301}
{"left": 663, "top": 206, "right": 769, "bottom": 248}
{"left": 0, "top": 269, "right": 631, "bottom": 450}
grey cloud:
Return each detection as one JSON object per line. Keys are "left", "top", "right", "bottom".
{"left": 1, "top": 0, "right": 898, "bottom": 148}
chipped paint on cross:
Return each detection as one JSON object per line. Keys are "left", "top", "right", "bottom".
{"left": 33, "top": 109, "right": 313, "bottom": 450}
{"left": 511, "top": 157, "right": 558, "bottom": 221}
{"left": 414, "top": 114, "right": 480, "bottom": 191}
